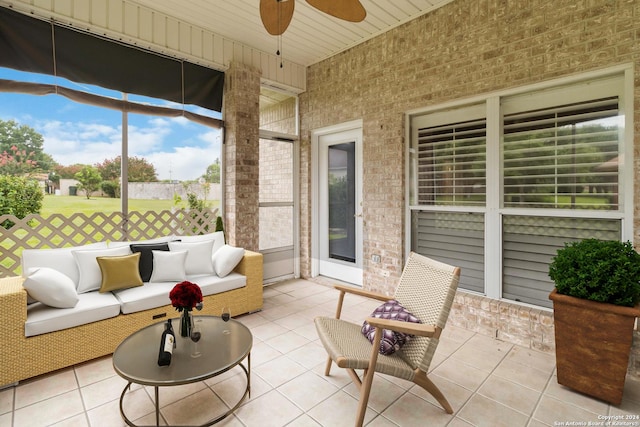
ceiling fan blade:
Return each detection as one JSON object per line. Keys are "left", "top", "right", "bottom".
{"left": 260, "top": 0, "right": 295, "bottom": 36}
{"left": 306, "top": 0, "right": 366, "bottom": 22}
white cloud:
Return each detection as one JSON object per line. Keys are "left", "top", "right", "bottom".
{"left": 35, "top": 117, "right": 222, "bottom": 181}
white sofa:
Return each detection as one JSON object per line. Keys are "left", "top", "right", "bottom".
{"left": 0, "top": 232, "right": 263, "bottom": 386}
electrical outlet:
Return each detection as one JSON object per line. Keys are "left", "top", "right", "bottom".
{"left": 372, "top": 254, "right": 381, "bottom": 263}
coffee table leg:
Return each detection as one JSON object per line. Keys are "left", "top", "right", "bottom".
{"left": 155, "top": 386, "right": 160, "bottom": 427}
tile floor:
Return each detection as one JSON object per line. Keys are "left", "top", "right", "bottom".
{"left": 1, "top": 278, "right": 639, "bottom": 427}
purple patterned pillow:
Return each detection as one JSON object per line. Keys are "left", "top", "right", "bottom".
{"left": 361, "top": 299, "right": 421, "bottom": 355}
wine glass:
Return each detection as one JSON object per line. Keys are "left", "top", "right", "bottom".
{"left": 190, "top": 318, "right": 202, "bottom": 358}
{"left": 221, "top": 306, "right": 231, "bottom": 334}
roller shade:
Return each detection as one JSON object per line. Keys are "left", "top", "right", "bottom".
{"left": 0, "top": 6, "right": 224, "bottom": 112}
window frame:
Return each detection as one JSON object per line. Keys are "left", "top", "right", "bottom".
{"left": 405, "top": 64, "right": 634, "bottom": 307}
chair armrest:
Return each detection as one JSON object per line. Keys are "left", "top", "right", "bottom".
{"left": 364, "top": 317, "right": 441, "bottom": 339}
{"left": 333, "top": 284, "right": 390, "bottom": 302}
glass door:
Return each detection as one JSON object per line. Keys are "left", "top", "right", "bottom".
{"left": 317, "top": 127, "right": 363, "bottom": 285}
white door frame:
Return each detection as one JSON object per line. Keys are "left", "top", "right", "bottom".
{"left": 311, "top": 120, "right": 363, "bottom": 285}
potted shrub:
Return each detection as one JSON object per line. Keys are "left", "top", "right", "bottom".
{"left": 548, "top": 238, "right": 640, "bottom": 405}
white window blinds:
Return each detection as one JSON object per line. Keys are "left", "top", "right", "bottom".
{"left": 413, "top": 105, "right": 487, "bottom": 207}
{"left": 503, "top": 97, "right": 620, "bottom": 210}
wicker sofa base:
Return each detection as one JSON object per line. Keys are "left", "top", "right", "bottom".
{"left": 0, "top": 250, "right": 263, "bottom": 387}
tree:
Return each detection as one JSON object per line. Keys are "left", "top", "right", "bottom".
{"left": 54, "top": 164, "right": 86, "bottom": 179}
{"left": 202, "top": 158, "right": 221, "bottom": 183}
{"left": 0, "top": 119, "right": 52, "bottom": 173}
{"left": 0, "top": 145, "right": 38, "bottom": 176}
{"left": 74, "top": 166, "right": 102, "bottom": 199}
{"left": 96, "top": 156, "right": 158, "bottom": 182}
{"left": 0, "top": 175, "right": 43, "bottom": 228}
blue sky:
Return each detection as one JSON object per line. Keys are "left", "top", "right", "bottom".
{"left": 0, "top": 67, "right": 222, "bottom": 181}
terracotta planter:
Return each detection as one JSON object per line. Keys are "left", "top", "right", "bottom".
{"left": 549, "top": 288, "right": 640, "bottom": 405}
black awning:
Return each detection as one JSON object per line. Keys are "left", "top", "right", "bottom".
{"left": 0, "top": 6, "right": 224, "bottom": 112}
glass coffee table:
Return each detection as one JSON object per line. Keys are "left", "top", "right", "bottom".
{"left": 113, "top": 315, "right": 252, "bottom": 427}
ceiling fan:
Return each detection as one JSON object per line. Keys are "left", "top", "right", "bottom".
{"left": 260, "top": 0, "right": 367, "bottom": 36}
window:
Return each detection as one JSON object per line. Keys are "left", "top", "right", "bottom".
{"left": 409, "top": 69, "right": 631, "bottom": 308}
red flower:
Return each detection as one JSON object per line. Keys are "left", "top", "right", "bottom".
{"left": 169, "top": 281, "right": 203, "bottom": 310}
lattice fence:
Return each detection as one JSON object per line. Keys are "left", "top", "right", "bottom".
{"left": 0, "top": 208, "right": 219, "bottom": 278}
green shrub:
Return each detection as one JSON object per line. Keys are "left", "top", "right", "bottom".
{"left": 548, "top": 238, "right": 640, "bottom": 307}
{"left": 0, "top": 175, "right": 44, "bottom": 228}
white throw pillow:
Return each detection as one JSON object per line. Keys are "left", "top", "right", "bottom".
{"left": 212, "top": 245, "right": 245, "bottom": 277}
{"left": 149, "top": 250, "right": 187, "bottom": 282}
{"left": 73, "top": 246, "right": 132, "bottom": 293}
{"left": 168, "top": 240, "right": 214, "bottom": 275}
{"left": 177, "top": 231, "right": 225, "bottom": 255}
{"left": 23, "top": 267, "right": 79, "bottom": 308}
{"left": 21, "top": 242, "right": 108, "bottom": 285}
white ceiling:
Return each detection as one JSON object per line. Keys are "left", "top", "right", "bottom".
{"left": 129, "top": 0, "right": 455, "bottom": 67}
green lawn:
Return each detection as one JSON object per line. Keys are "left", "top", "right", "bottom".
{"left": 41, "top": 195, "right": 219, "bottom": 216}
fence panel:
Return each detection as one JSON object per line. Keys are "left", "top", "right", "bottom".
{"left": 0, "top": 208, "right": 219, "bottom": 277}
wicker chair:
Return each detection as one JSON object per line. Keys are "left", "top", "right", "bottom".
{"left": 314, "top": 252, "right": 461, "bottom": 426}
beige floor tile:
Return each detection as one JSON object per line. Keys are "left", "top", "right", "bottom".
{"left": 235, "top": 389, "right": 303, "bottom": 427}
{"left": 432, "top": 357, "right": 490, "bottom": 392}
{"left": 15, "top": 369, "right": 78, "bottom": 409}
{"left": 343, "top": 376, "right": 406, "bottom": 413}
{"left": 0, "top": 388, "right": 13, "bottom": 415}
{"left": 154, "top": 380, "right": 209, "bottom": 407}
{"left": 278, "top": 371, "right": 338, "bottom": 411}
{"left": 478, "top": 375, "right": 541, "bottom": 415}
{"left": 441, "top": 325, "right": 475, "bottom": 343}
{"left": 236, "top": 312, "right": 270, "bottom": 329}
{"left": 74, "top": 356, "right": 116, "bottom": 387}
{"left": 209, "top": 371, "right": 251, "bottom": 408}
{"left": 451, "top": 343, "right": 509, "bottom": 372}
{"left": 274, "top": 313, "right": 314, "bottom": 330}
{"left": 532, "top": 395, "right": 602, "bottom": 426}
{"left": 162, "top": 388, "right": 228, "bottom": 426}
{"left": 254, "top": 355, "right": 308, "bottom": 388}
{"left": 49, "top": 413, "right": 89, "bottom": 427}
{"left": 493, "top": 358, "right": 553, "bottom": 392}
{"left": 265, "top": 330, "right": 311, "bottom": 353}
{"left": 285, "top": 341, "right": 327, "bottom": 370}
{"left": 543, "top": 376, "right": 608, "bottom": 415}
{"left": 457, "top": 394, "right": 530, "bottom": 427}
{"left": 13, "top": 389, "right": 84, "bottom": 427}
{"left": 527, "top": 420, "right": 551, "bottom": 427}
{"left": 250, "top": 322, "right": 290, "bottom": 341}
{"left": 447, "top": 418, "right": 475, "bottom": 427}
{"left": 366, "top": 414, "right": 401, "bottom": 426}
{"left": 109, "top": 386, "right": 156, "bottom": 425}
{"left": 250, "top": 340, "right": 284, "bottom": 367}
{"left": 80, "top": 374, "right": 130, "bottom": 410}
{"left": 311, "top": 362, "right": 354, "bottom": 389}
{"left": 284, "top": 414, "right": 323, "bottom": 426}
{"left": 307, "top": 390, "right": 377, "bottom": 427}
{"left": 504, "top": 346, "right": 556, "bottom": 374}
{"left": 464, "top": 333, "right": 514, "bottom": 354}
{"left": 0, "top": 413, "right": 11, "bottom": 427}
{"left": 410, "top": 373, "right": 473, "bottom": 413}
{"left": 382, "top": 392, "right": 453, "bottom": 427}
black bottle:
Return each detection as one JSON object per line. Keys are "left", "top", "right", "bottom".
{"left": 157, "top": 319, "right": 175, "bottom": 366}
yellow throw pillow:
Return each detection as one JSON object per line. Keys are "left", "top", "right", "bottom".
{"left": 97, "top": 253, "right": 144, "bottom": 293}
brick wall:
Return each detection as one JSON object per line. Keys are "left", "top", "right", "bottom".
{"left": 299, "top": 0, "right": 640, "bottom": 375}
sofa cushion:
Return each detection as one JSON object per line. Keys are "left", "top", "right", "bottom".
{"left": 176, "top": 231, "right": 224, "bottom": 255}
{"left": 212, "top": 245, "right": 245, "bottom": 277}
{"left": 149, "top": 250, "right": 187, "bottom": 282}
{"left": 168, "top": 240, "right": 215, "bottom": 275}
{"left": 113, "top": 272, "right": 247, "bottom": 314}
{"left": 22, "top": 267, "right": 79, "bottom": 308}
{"left": 130, "top": 242, "right": 170, "bottom": 282}
{"left": 73, "top": 246, "right": 132, "bottom": 293}
{"left": 25, "top": 291, "right": 121, "bottom": 337}
{"left": 97, "top": 253, "right": 144, "bottom": 292}
{"left": 21, "top": 242, "right": 108, "bottom": 285}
